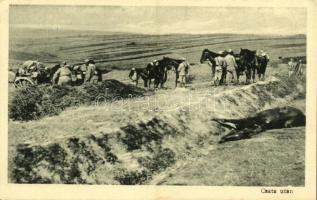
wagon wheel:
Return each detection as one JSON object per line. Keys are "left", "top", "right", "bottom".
{"left": 14, "top": 77, "right": 34, "bottom": 88}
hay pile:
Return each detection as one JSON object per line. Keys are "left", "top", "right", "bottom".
{"left": 9, "top": 80, "right": 145, "bottom": 121}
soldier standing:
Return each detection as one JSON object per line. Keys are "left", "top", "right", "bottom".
{"left": 288, "top": 58, "right": 296, "bottom": 78}
{"left": 177, "top": 58, "right": 187, "bottom": 87}
{"left": 224, "top": 49, "right": 238, "bottom": 84}
{"left": 52, "top": 62, "right": 72, "bottom": 85}
{"left": 215, "top": 51, "right": 226, "bottom": 85}
{"left": 84, "top": 59, "right": 97, "bottom": 83}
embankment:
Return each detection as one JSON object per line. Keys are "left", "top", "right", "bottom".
{"left": 10, "top": 76, "right": 305, "bottom": 184}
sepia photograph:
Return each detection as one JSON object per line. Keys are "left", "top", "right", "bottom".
{"left": 1, "top": 0, "right": 316, "bottom": 199}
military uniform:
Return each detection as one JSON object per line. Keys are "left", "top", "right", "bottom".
{"left": 84, "top": 63, "right": 97, "bottom": 83}
{"left": 53, "top": 66, "right": 72, "bottom": 85}
{"left": 178, "top": 61, "right": 187, "bottom": 87}
{"left": 215, "top": 54, "right": 226, "bottom": 84}
{"left": 288, "top": 60, "right": 297, "bottom": 77}
{"left": 294, "top": 60, "right": 304, "bottom": 79}
{"left": 224, "top": 53, "right": 238, "bottom": 83}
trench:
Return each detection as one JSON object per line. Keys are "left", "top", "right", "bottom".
{"left": 10, "top": 76, "right": 305, "bottom": 184}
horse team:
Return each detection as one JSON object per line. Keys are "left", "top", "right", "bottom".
{"left": 200, "top": 48, "right": 269, "bottom": 85}
{"left": 129, "top": 56, "right": 185, "bottom": 88}
{"left": 129, "top": 48, "right": 270, "bottom": 89}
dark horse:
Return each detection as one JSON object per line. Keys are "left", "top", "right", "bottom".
{"left": 200, "top": 49, "right": 220, "bottom": 82}
{"left": 129, "top": 57, "right": 182, "bottom": 88}
{"left": 239, "top": 48, "right": 258, "bottom": 83}
{"left": 256, "top": 55, "right": 269, "bottom": 81}
{"left": 213, "top": 106, "right": 305, "bottom": 143}
{"left": 37, "top": 64, "right": 60, "bottom": 84}
{"left": 200, "top": 49, "right": 244, "bottom": 84}
{"left": 159, "top": 56, "right": 183, "bottom": 87}
{"left": 129, "top": 67, "right": 155, "bottom": 88}
{"left": 200, "top": 49, "right": 220, "bottom": 66}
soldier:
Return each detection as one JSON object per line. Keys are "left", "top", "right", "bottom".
{"left": 150, "top": 59, "right": 159, "bottom": 67}
{"left": 295, "top": 59, "right": 304, "bottom": 79}
{"left": 52, "top": 62, "right": 72, "bottom": 85}
{"left": 260, "top": 50, "right": 270, "bottom": 61}
{"left": 84, "top": 59, "right": 98, "bottom": 83}
{"left": 177, "top": 58, "right": 187, "bottom": 87}
{"left": 224, "top": 49, "right": 238, "bottom": 84}
{"left": 215, "top": 51, "right": 226, "bottom": 85}
{"left": 288, "top": 58, "right": 296, "bottom": 78}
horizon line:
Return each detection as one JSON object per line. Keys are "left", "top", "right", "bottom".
{"left": 10, "top": 25, "right": 307, "bottom": 36}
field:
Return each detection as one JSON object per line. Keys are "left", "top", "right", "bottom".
{"left": 10, "top": 27, "right": 305, "bottom": 71}
{"left": 8, "top": 27, "right": 306, "bottom": 185}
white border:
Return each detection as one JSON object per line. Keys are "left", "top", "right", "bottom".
{"left": 0, "top": 1, "right": 316, "bottom": 200}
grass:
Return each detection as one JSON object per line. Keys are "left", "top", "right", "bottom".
{"left": 157, "top": 127, "right": 305, "bottom": 186}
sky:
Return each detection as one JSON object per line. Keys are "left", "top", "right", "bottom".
{"left": 9, "top": 5, "right": 306, "bottom": 35}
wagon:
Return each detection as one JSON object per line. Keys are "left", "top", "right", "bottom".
{"left": 9, "top": 64, "right": 58, "bottom": 88}
{"left": 13, "top": 75, "right": 36, "bottom": 88}
{"left": 9, "top": 63, "right": 103, "bottom": 88}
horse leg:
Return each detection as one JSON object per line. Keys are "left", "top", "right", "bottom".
{"left": 144, "top": 78, "right": 148, "bottom": 87}
{"left": 257, "top": 69, "right": 261, "bottom": 80}
{"left": 252, "top": 67, "right": 256, "bottom": 83}
{"left": 175, "top": 72, "right": 179, "bottom": 88}
{"left": 263, "top": 65, "right": 267, "bottom": 81}
{"left": 245, "top": 68, "right": 250, "bottom": 84}
{"left": 245, "top": 71, "right": 248, "bottom": 84}
{"left": 154, "top": 78, "right": 159, "bottom": 89}
{"left": 236, "top": 71, "right": 239, "bottom": 85}
{"left": 160, "top": 77, "right": 164, "bottom": 88}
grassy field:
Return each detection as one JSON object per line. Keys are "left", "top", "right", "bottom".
{"left": 8, "top": 27, "right": 307, "bottom": 185}
{"left": 152, "top": 126, "right": 305, "bottom": 186}
{"left": 9, "top": 27, "right": 306, "bottom": 72}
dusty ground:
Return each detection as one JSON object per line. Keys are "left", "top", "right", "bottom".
{"left": 8, "top": 28, "right": 306, "bottom": 185}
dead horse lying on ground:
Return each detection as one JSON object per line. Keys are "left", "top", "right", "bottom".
{"left": 212, "top": 106, "right": 306, "bottom": 144}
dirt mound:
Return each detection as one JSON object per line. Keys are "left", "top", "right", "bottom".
{"left": 9, "top": 80, "right": 145, "bottom": 121}
{"left": 9, "top": 76, "right": 305, "bottom": 184}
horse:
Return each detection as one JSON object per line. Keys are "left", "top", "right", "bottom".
{"left": 256, "top": 55, "right": 269, "bottom": 81}
{"left": 128, "top": 57, "right": 174, "bottom": 89}
{"left": 213, "top": 106, "right": 305, "bottom": 143}
{"left": 200, "top": 49, "right": 221, "bottom": 83}
{"left": 239, "top": 48, "right": 258, "bottom": 83}
{"left": 128, "top": 67, "right": 154, "bottom": 88}
{"left": 129, "top": 57, "right": 183, "bottom": 89}
{"left": 200, "top": 49, "right": 220, "bottom": 66}
{"left": 201, "top": 49, "right": 245, "bottom": 85}
{"left": 159, "top": 56, "right": 183, "bottom": 88}
{"left": 36, "top": 63, "right": 60, "bottom": 84}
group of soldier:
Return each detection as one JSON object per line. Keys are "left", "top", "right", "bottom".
{"left": 208, "top": 49, "right": 269, "bottom": 85}
{"left": 52, "top": 59, "right": 98, "bottom": 85}
{"left": 18, "top": 58, "right": 99, "bottom": 86}
{"left": 288, "top": 58, "right": 304, "bottom": 79}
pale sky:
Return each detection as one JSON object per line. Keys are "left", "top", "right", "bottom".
{"left": 10, "top": 5, "right": 306, "bottom": 35}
